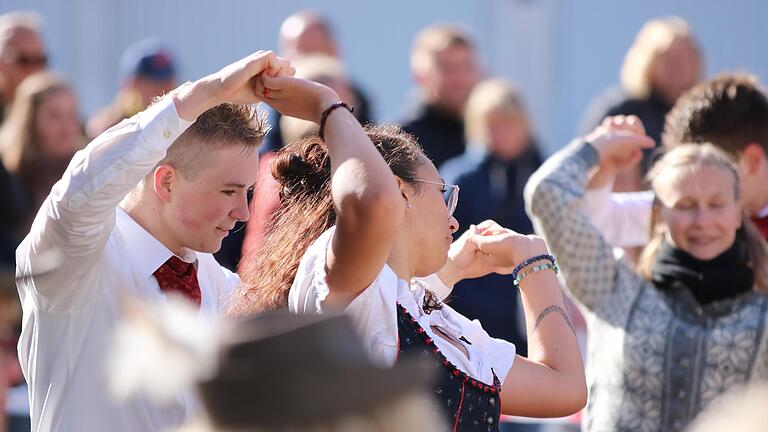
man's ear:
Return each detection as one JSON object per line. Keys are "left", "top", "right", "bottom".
{"left": 153, "top": 164, "right": 177, "bottom": 203}
{"left": 739, "top": 143, "right": 766, "bottom": 176}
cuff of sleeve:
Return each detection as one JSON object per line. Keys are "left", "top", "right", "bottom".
{"left": 574, "top": 140, "right": 600, "bottom": 168}
{"left": 137, "top": 95, "right": 195, "bottom": 151}
{"left": 415, "top": 273, "right": 453, "bottom": 301}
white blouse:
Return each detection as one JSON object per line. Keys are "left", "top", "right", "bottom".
{"left": 288, "top": 226, "right": 517, "bottom": 386}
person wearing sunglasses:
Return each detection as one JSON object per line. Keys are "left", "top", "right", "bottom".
{"left": 233, "top": 76, "right": 586, "bottom": 430}
{"left": 0, "top": 12, "right": 47, "bottom": 122}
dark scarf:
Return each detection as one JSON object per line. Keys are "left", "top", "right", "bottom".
{"left": 651, "top": 236, "right": 753, "bottom": 306}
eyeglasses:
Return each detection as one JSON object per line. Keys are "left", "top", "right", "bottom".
{"left": 409, "top": 178, "right": 460, "bottom": 218}
{"left": 2, "top": 53, "right": 48, "bottom": 68}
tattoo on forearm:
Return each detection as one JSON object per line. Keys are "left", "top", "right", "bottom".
{"left": 533, "top": 305, "right": 576, "bottom": 336}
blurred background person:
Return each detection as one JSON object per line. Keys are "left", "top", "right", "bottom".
{"left": 439, "top": 78, "right": 543, "bottom": 354}
{"left": 580, "top": 16, "right": 703, "bottom": 192}
{"left": 402, "top": 23, "right": 482, "bottom": 169}
{"left": 258, "top": 10, "right": 373, "bottom": 154}
{"left": 86, "top": 38, "right": 177, "bottom": 139}
{"left": 0, "top": 11, "right": 46, "bottom": 123}
{"left": 1, "top": 72, "right": 84, "bottom": 237}
{"left": 109, "top": 301, "right": 443, "bottom": 432}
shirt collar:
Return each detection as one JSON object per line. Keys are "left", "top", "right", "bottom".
{"left": 115, "top": 207, "right": 197, "bottom": 279}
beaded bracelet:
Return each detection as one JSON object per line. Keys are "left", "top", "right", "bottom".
{"left": 319, "top": 101, "right": 354, "bottom": 140}
{"left": 511, "top": 254, "right": 556, "bottom": 286}
{"left": 513, "top": 261, "right": 559, "bottom": 286}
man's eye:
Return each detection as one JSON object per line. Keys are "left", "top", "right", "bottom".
{"left": 222, "top": 190, "right": 236, "bottom": 196}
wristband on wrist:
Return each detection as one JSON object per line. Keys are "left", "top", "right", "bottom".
{"left": 511, "top": 254, "right": 557, "bottom": 286}
{"left": 319, "top": 101, "right": 354, "bottom": 140}
{"left": 513, "top": 261, "right": 559, "bottom": 286}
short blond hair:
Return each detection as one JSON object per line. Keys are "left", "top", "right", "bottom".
{"left": 620, "top": 16, "right": 699, "bottom": 99}
{"left": 463, "top": 78, "right": 527, "bottom": 147}
{"left": 160, "top": 102, "right": 267, "bottom": 179}
{"left": 410, "top": 24, "right": 474, "bottom": 75}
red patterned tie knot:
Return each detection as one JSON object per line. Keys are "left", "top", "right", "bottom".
{"left": 153, "top": 256, "right": 201, "bottom": 306}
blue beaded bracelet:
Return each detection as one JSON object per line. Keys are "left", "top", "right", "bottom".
{"left": 513, "top": 262, "right": 559, "bottom": 286}
{"left": 511, "top": 254, "right": 557, "bottom": 286}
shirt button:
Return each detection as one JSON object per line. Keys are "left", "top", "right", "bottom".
{"left": 680, "top": 358, "right": 690, "bottom": 368}
{"left": 488, "top": 396, "right": 496, "bottom": 406}
{"left": 163, "top": 129, "right": 172, "bottom": 139}
{"left": 115, "top": 162, "right": 124, "bottom": 170}
{"left": 486, "top": 416, "right": 494, "bottom": 425}
{"left": 678, "top": 390, "right": 687, "bottom": 400}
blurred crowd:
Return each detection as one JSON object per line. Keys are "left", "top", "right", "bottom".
{"left": 2, "top": 7, "right": 768, "bottom": 432}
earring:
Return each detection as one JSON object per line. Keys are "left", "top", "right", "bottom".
{"left": 406, "top": 202, "right": 413, "bottom": 209}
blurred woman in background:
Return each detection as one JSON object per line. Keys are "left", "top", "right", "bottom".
{"left": 1, "top": 71, "right": 83, "bottom": 236}
{"left": 581, "top": 16, "right": 703, "bottom": 192}
{"left": 439, "top": 78, "right": 544, "bottom": 352}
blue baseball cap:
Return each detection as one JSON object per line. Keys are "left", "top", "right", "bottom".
{"left": 120, "top": 38, "right": 176, "bottom": 81}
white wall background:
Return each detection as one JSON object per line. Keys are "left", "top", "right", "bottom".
{"left": 3, "top": 0, "right": 768, "bottom": 154}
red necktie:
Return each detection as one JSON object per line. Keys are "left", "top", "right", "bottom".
{"left": 752, "top": 216, "right": 768, "bottom": 241}
{"left": 153, "top": 256, "right": 201, "bottom": 306}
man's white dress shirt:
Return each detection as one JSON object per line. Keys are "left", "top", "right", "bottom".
{"left": 15, "top": 98, "right": 240, "bottom": 431}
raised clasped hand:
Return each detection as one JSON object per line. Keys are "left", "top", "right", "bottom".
{"left": 253, "top": 74, "right": 341, "bottom": 124}
{"left": 468, "top": 220, "right": 549, "bottom": 276}
{"left": 585, "top": 115, "right": 656, "bottom": 172}
{"left": 443, "top": 220, "right": 549, "bottom": 283}
{"left": 205, "top": 50, "right": 295, "bottom": 106}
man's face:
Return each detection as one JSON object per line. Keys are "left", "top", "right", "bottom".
{"left": 0, "top": 27, "right": 46, "bottom": 99}
{"left": 165, "top": 145, "right": 260, "bottom": 254}
{"left": 421, "top": 45, "right": 481, "bottom": 115}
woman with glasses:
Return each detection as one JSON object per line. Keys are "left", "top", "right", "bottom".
{"left": 233, "top": 76, "right": 586, "bottom": 430}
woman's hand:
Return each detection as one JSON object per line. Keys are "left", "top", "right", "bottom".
{"left": 469, "top": 220, "right": 549, "bottom": 273}
{"left": 437, "top": 225, "right": 496, "bottom": 286}
{"left": 257, "top": 75, "right": 341, "bottom": 123}
{"left": 439, "top": 220, "right": 550, "bottom": 285}
{"left": 585, "top": 115, "right": 655, "bottom": 173}
{"left": 174, "top": 50, "right": 294, "bottom": 120}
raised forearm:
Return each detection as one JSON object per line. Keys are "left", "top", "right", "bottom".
{"left": 326, "top": 108, "right": 403, "bottom": 226}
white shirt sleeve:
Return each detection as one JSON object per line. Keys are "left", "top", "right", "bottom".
{"left": 582, "top": 182, "right": 653, "bottom": 248}
{"left": 16, "top": 97, "right": 194, "bottom": 306}
{"left": 288, "top": 226, "right": 401, "bottom": 367}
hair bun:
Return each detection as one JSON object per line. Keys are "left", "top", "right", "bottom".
{"left": 273, "top": 140, "right": 331, "bottom": 198}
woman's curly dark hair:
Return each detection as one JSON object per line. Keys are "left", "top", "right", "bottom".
{"left": 232, "top": 124, "right": 437, "bottom": 315}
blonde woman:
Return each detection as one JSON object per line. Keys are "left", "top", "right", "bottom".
{"left": 582, "top": 16, "right": 703, "bottom": 191}
{"left": 526, "top": 115, "right": 768, "bottom": 432}
{"left": 439, "top": 78, "right": 543, "bottom": 350}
